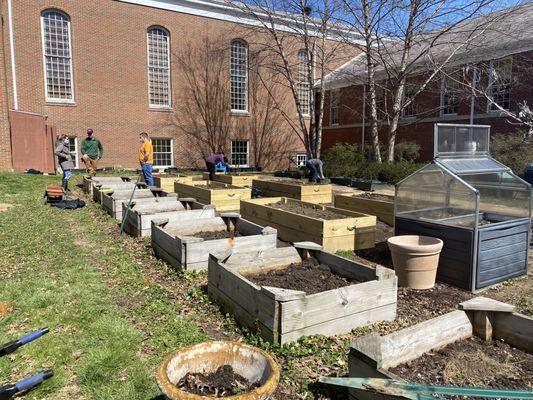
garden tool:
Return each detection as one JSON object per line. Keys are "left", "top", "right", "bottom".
{"left": 0, "top": 370, "right": 54, "bottom": 400}
{"left": 0, "top": 327, "right": 49, "bottom": 357}
{"left": 120, "top": 173, "right": 143, "bottom": 234}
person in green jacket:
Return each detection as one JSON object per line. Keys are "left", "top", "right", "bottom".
{"left": 80, "top": 128, "right": 103, "bottom": 177}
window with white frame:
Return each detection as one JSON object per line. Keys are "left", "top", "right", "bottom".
{"left": 441, "top": 73, "right": 462, "bottom": 115}
{"left": 296, "top": 153, "right": 307, "bottom": 167}
{"left": 41, "top": 11, "right": 74, "bottom": 102}
{"left": 329, "top": 89, "right": 340, "bottom": 125}
{"left": 67, "top": 137, "right": 78, "bottom": 168}
{"left": 297, "top": 49, "right": 310, "bottom": 116}
{"left": 147, "top": 27, "right": 171, "bottom": 108}
{"left": 401, "top": 83, "right": 417, "bottom": 118}
{"left": 231, "top": 140, "right": 249, "bottom": 167}
{"left": 152, "top": 138, "right": 173, "bottom": 167}
{"left": 488, "top": 57, "right": 512, "bottom": 111}
{"left": 230, "top": 39, "right": 248, "bottom": 112}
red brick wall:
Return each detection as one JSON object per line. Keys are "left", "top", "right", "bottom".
{"left": 0, "top": 0, "right": 13, "bottom": 170}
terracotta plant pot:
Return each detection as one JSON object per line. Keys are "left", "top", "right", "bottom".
{"left": 156, "top": 341, "right": 280, "bottom": 400}
{"left": 387, "top": 235, "right": 443, "bottom": 289}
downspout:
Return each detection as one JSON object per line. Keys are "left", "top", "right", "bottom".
{"left": 469, "top": 67, "right": 477, "bottom": 125}
{"left": 7, "top": 0, "right": 17, "bottom": 110}
{"left": 361, "top": 84, "right": 366, "bottom": 155}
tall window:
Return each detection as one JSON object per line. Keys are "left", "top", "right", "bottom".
{"left": 147, "top": 27, "right": 171, "bottom": 108}
{"left": 41, "top": 11, "right": 74, "bottom": 102}
{"left": 152, "top": 138, "right": 173, "bottom": 167}
{"left": 297, "top": 49, "right": 310, "bottom": 116}
{"left": 231, "top": 140, "right": 249, "bottom": 167}
{"left": 488, "top": 57, "right": 512, "bottom": 111}
{"left": 230, "top": 39, "right": 248, "bottom": 112}
{"left": 68, "top": 137, "right": 78, "bottom": 168}
{"left": 441, "top": 74, "right": 462, "bottom": 115}
{"left": 329, "top": 89, "right": 340, "bottom": 125}
{"left": 401, "top": 83, "right": 417, "bottom": 118}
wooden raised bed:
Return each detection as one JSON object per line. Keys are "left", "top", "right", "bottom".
{"left": 335, "top": 193, "right": 394, "bottom": 226}
{"left": 152, "top": 214, "right": 277, "bottom": 271}
{"left": 212, "top": 174, "right": 258, "bottom": 186}
{"left": 252, "top": 179, "right": 332, "bottom": 204}
{"left": 240, "top": 197, "right": 376, "bottom": 252}
{"left": 83, "top": 176, "right": 132, "bottom": 196}
{"left": 92, "top": 181, "right": 147, "bottom": 204}
{"left": 153, "top": 175, "right": 201, "bottom": 192}
{"left": 208, "top": 242, "right": 397, "bottom": 344}
{"left": 122, "top": 199, "right": 208, "bottom": 237}
{"left": 101, "top": 188, "right": 173, "bottom": 220}
{"left": 348, "top": 297, "right": 533, "bottom": 399}
{"left": 174, "top": 181, "right": 251, "bottom": 211}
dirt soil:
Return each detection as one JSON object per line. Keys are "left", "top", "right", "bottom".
{"left": 270, "top": 201, "right": 348, "bottom": 220}
{"left": 193, "top": 230, "right": 242, "bottom": 240}
{"left": 176, "top": 365, "right": 260, "bottom": 397}
{"left": 197, "top": 184, "right": 230, "bottom": 190}
{"left": 247, "top": 257, "right": 356, "bottom": 294}
{"left": 355, "top": 193, "right": 394, "bottom": 202}
{"left": 389, "top": 336, "right": 533, "bottom": 397}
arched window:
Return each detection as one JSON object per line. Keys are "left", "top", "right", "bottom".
{"left": 41, "top": 10, "right": 74, "bottom": 102}
{"left": 297, "top": 49, "right": 310, "bottom": 115}
{"left": 230, "top": 39, "right": 248, "bottom": 112}
{"left": 147, "top": 27, "right": 171, "bottom": 108}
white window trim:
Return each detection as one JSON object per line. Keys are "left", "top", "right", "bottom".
{"left": 147, "top": 27, "right": 172, "bottom": 109}
{"left": 297, "top": 49, "right": 311, "bottom": 117}
{"left": 296, "top": 152, "right": 307, "bottom": 167}
{"left": 230, "top": 39, "right": 249, "bottom": 113}
{"left": 440, "top": 76, "right": 459, "bottom": 117}
{"left": 230, "top": 139, "right": 249, "bottom": 168}
{"left": 152, "top": 138, "right": 174, "bottom": 169}
{"left": 40, "top": 11, "right": 75, "bottom": 104}
{"left": 329, "top": 89, "right": 339, "bottom": 125}
{"left": 486, "top": 58, "right": 512, "bottom": 113}
{"left": 69, "top": 136, "right": 79, "bottom": 168}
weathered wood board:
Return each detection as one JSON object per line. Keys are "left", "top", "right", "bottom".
{"left": 92, "top": 181, "right": 146, "bottom": 204}
{"left": 174, "top": 181, "right": 251, "bottom": 211}
{"left": 100, "top": 189, "right": 173, "bottom": 220}
{"left": 208, "top": 245, "right": 397, "bottom": 344}
{"left": 240, "top": 197, "right": 376, "bottom": 252}
{"left": 122, "top": 199, "right": 210, "bottom": 237}
{"left": 347, "top": 299, "right": 531, "bottom": 400}
{"left": 334, "top": 193, "right": 394, "bottom": 226}
{"left": 153, "top": 216, "right": 277, "bottom": 270}
{"left": 212, "top": 174, "right": 258, "bottom": 187}
{"left": 83, "top": 176, "right": 132, "bottom": 196}
{"left": 253, "top": 179, "right": 332, "bottom": 204}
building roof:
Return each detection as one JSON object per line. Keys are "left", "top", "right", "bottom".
{"left": 321, "top": 3, "right": 533, "bottom": 89}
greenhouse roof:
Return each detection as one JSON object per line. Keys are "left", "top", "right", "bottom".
{"left": 435, "top": 157, "right": 509, "bottom": 175}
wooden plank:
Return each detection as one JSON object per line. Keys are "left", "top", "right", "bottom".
{"left": 493, "top": 313, "right": 533, "bottom": 353}
{"left": 225, "top": 247, "right": 302, "bottom": 275}
{"left": 459, "top": 297, "right": 515, "bottom": 313}
{"left": 252, "top": 179, "right": 332, "bottom": 204}
{"left": 280, "top": 278, "right": 397, "bottom": 333}
{"left": 334, "top": 194, "right": 394, "bottom": 226}
{"left": 315, "top": 251, "right": 380, "bottom": 282}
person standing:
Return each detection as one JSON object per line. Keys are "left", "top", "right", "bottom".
{"left": 54, "top": 135, "right": 74, "bottom": 192}
{"left": 81, "top": 128, "right": 104, "bottom": 177}
{"left": 139, "top": 132, "right": 154, "bottom": 186}
{"left": 306, "top": 158, "right": 325, "bottom": 183}
{"left": 204, "top": 151, "right": 229, "bottom": 180}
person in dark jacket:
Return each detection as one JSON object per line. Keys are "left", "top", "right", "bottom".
{"left": 81, "top": 128, "right": 103, "bottom": 177}
{"left": 204, "top": 151, "right": 229, "bottom": 180}
{"left": 54, "top": 135, "right": 75, "bottom": 192}
{"left": 306, "top": 158, "right": 325, "bottom": 183}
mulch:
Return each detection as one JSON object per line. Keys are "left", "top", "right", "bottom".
{"left": 192, "top": 230, "right": 242, "bottom": 240}
{"left": 355, "top": 193, "right": 394, "bottom": 202}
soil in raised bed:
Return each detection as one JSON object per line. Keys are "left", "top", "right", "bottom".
{"left": 192, "top": 230, "right": 242, "bottom": 240}
{"left": 346, "top": 221, "right": 394, "bottom": 268}
{"left": 196, "top": 184, "right": 234, "bottom": 190}
{"left": 389, "top": 336, "right": 533, "bottom": 397}
{"left": 270, "top": 201, "right": 348, "bottom": 220}
{"left": 355, "top": 193, "right": 394, "bottom": 202}
{"left": 247, "top": 257, "right": 356, "bottom": 294}
{"left": 176, "top": 365, "right": 260, "bottom": 397}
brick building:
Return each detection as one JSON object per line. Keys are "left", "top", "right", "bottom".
{"left": 320, "top": 4, "right": 533, "bottom": 161}
{"left": 0, "top": 0, "right": 354, "bottom": 172}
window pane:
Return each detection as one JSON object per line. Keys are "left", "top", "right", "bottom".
{"left": 231, "top": 40, "right": 248, "bottom": 111}
{"left": 152, "top": 139, "right": 172, "bottom": 167}
{"left": 147, "top": 28, "right": 171, "bottom": 107}
{"left": 330, "top": 90, "right": 340, "bottom": 125}
{"left": 297, "top": 50, "right": 310, "bottom": 115}
{"left": 231, "top": 140, "right": 249, "bottom": 166}
{"left": 42, "top": 11, "right": 73, "bottom": 101}
{"left": 296, "top": 153, "right": 307, "bottom": 167}
{"left": 68, "top": 137, "right": 77, "bottom": 167}
{"left": 489, "top": 58, "right": 512, "bottom": 111}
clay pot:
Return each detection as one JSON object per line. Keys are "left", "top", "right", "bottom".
{"left": 387, "top": 235, "right": 443, "bottom": 289}
{"left": 156, "top": 341, "right": 280, "bottom": 400}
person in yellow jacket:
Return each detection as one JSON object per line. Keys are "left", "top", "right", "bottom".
{"left": 139, "top": 132, "right": 154, "bottom": 186}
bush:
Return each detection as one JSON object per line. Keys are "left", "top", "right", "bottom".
{"left": 491, "top": 131, "right": 533, "bottom": 176}
{"left": 394, "top": 141, "right": 421, "bottom": 162}
{"left": 322, "top": 143, "right": 423, "bottom": 185}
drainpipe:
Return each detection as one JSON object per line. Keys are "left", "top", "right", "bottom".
{"left": 469, "top": 67, "right": 477, "bottom": 125}
{"left": 361, "top": 84, "right": 366, "bottom": 155}
{"left": 7, "top": 0, "right": 18, "bottom": 110}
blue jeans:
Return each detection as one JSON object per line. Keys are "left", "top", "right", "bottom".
{"left": 141, "top": 163, "right": 154, "bottom": 186}
{"left": 306, "top": 161, "right": 318, "bottom": 183}
{"left": 63, "top": 170, "right": 72, "bottom": 181}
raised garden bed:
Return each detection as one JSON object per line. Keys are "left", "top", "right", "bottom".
{"left": 92, "top": 181, "right": 146, "bottom": 204}
{"left": 252, "top": 179, "right": 332, "bottom": 204}
{"left": 100, "top": 188, "right": 173, "bottom": 220}
{"left": 240, "top": 197, "right": 376, "bottom": 252}
{"left": 335, "top": 193, "right": 394, "bottom": 226}
{"left": 152, "top": 174, "right": 201, "bottom": 192}
{"left": 82, "top": 176, "right": 132, "bottom": 196}
{"left": 330, "top": 177, "right": 388, "bottom": 191}
{"left": 152, "top": 214, "right": 277, "bottom": 271}
{"left": 121, "top": 199, "right": 209, "bottom": 237}
{"left": 348, "top": 297, "right": 533, "bottom": 399}
{"left": 174, "top": 181, "right": 251, "bottom": 211}
{"left": 208, "top": 242, "right": 397, "bottom": 344}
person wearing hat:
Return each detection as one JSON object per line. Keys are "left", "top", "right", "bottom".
{"left": 81, "top": 128, "right": 103, "bottom": 177}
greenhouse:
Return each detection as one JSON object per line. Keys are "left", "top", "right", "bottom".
{"left": 395, "top": 124, "right": 531, "bottom": 291}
